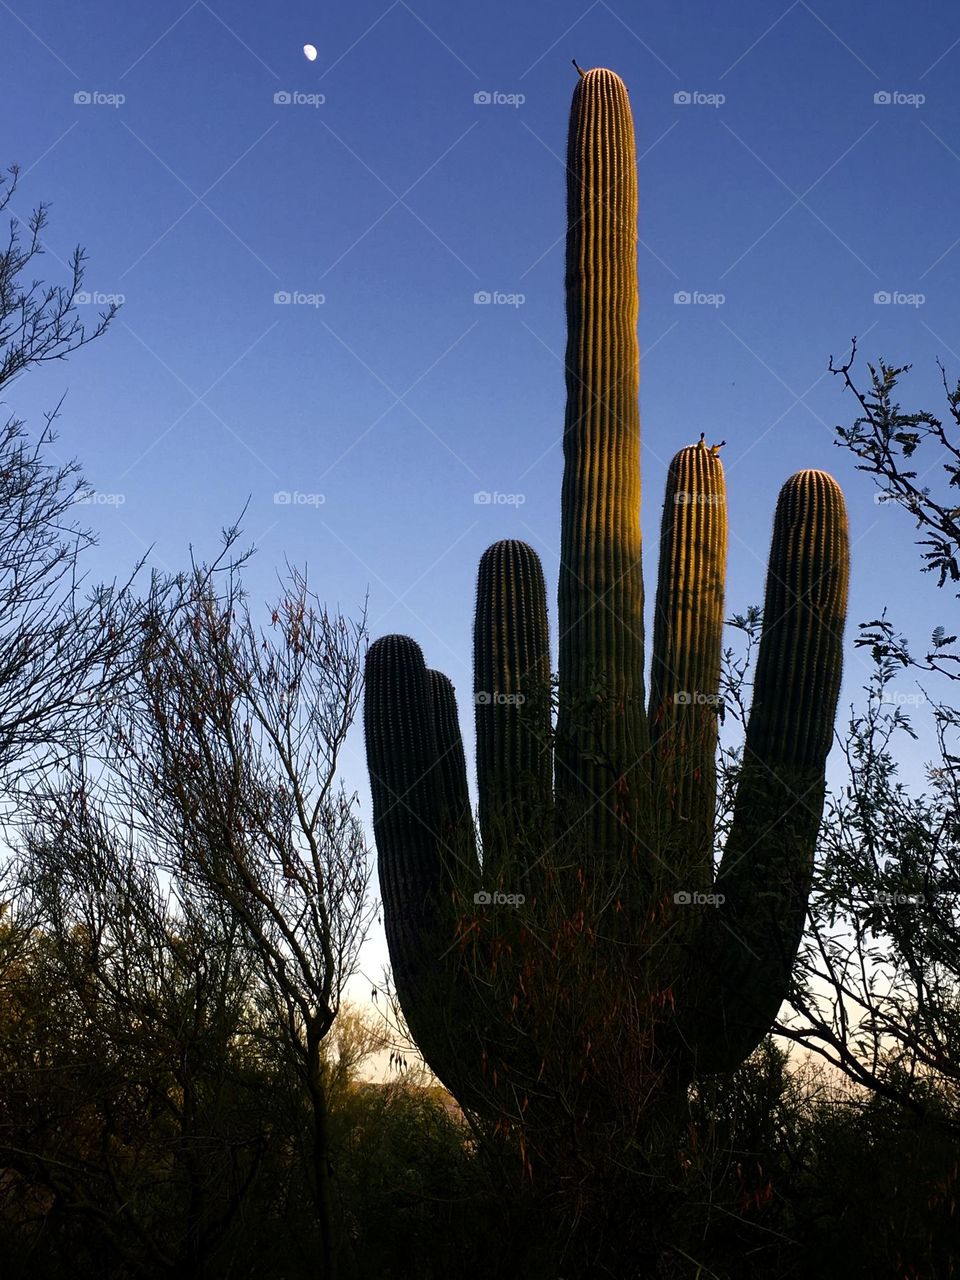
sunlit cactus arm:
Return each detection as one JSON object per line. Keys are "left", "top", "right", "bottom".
{"left": 557, "top": 67, "right": 648, "bottom": 854}
{"left": 648, "top": 441, "right": 727, "bottom": 892}
{"left": 684, "top": 470, "right": 849, "bottom": 1072}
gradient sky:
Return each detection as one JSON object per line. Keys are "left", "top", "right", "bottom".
{"left": 3, "top": 0, "right": 958, "bottom": 993}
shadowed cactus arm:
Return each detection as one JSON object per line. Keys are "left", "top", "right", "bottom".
{"left": 557, "top": 67, "right": 648, "bottom": 853}
{"left": 364, "top": 635, "right": 479, "bottom": 1094}
{"left": 474, "top": 540, "right": 552, "bottom": 886}
{"left": 429, "top": 667, "right": 477, "bottom": 854}
{"left": 683, "top": 469, "right": 849, "bottom": 1073}
{"left": 648, "top": 442, "right": 728, "bottom": 892}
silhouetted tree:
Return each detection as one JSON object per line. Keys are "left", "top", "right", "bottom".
{"left": 110, "top": 555, "right": 372, "bottom": 1279}
{"left": 0, "top": 162, "right": 150, "bottom": 798}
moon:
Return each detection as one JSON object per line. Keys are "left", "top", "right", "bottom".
{"left": 303, "top": 44, "right": 318, "bottom": 61}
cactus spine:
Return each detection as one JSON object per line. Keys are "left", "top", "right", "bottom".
{"left": 364, "top": 66, "right": 849, "bottom": 1107}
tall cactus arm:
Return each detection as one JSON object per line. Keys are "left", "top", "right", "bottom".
{"left": 557, "top": 67, "right": 648, "bottom": 854}
{"left": 474, "top": 540, "right": 552, "bottom": 886}
{"left": 648, "top": 442, "right": 728, "bottom": 893}
{"left": 364, "top": 635, "right": 480, "bottom": 1095}
{"left": 683, "top": 470, "right": 849, "bottom": 1073}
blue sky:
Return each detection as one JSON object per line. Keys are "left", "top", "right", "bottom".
{"left": 3, "top": 0, "right": 958, "bottom": 991}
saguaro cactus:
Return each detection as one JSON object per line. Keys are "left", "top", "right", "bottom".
{"left": 364, "top": 66, "right": 849, "bottom": 1112}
